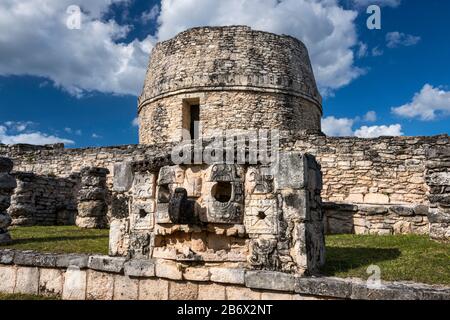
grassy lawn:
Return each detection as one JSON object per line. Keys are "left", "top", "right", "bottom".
{"left": 323, "top": 234, "right": 450, "bottom": 285}
{"left": 0, "top": 293, "right": 59, "bottom": 300}
{"left": 1, "top": 226, "right": 109, "bottom": 255}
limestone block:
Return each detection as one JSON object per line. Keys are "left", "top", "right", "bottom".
{"left": 132, "top": 172, "right": 156, "bottom": 199}
{"left": 77, "top": 201, "right": 107, "bottom": 217}
{"left": 0, "top": 265, "right": 16, "bottom": 294}
{"left": 113, "top": 162, "right": 133, "bottom": 192}
{"left": 275, "top": 152, "right": 305, "bottom": 190}
{"left": 364, "top": 193, "right": 390, "bottom": 204}
{"left": 109, "top": 219, "right": 129, "bottom": 256}
{"left": 0, "top": 249, "right": 15, "bottom": 264}
{"left": 39, "top": 268, "right": 64, "bottom": 296}
{"left": 113, "top": 275, "right": 139, "bottom": 300}
{"left": 226, "top": 286, "right": 261, "bottom": 300}
{"left": 131, "top": 199, "right": 155, "bottom": 230}
{"left": 124, "top": 259, "right": 155, "bottom": 277}
{"left": 244, "top": 199, "right": 278, "bottom": 235}
{"left": 345, "top": 194, "right": 364, "bottom": 203}
{"left": 169, "top": 281, "right": 199, "bottom": 300}
{"left": 88, "top": 255, "right": 126, "bottom": 273}
{"left": 14, "top": 267, "right": 39, "bottom": 295}
{"left": 210, "top": 267, "right": 245, "bottom": 284}
{"left": 198, "top": 283, "right": 226, "bottom": 300}
{"left": 245, "top": 271, "right": 295, "bottom": 292}
{"left": 138, "top": 278, "right": 169, "bottom": 300}
{"left": 62, "top": 268, "right": 87, "bottom": 300}
{"left": 86, "top": 270, "right": 114, "bottom": 300}
{"left": 261, "top": 292, "right": 293, "bottom": 300}
{"left": 183, "top": 267, "right": 210, "bottom": 281}
{"left": 295, "top": 277, "right": 352, "bottom": 299}
{"left": 56, "top": 254, "right": 89, "bottom": 268}
{"left": 155, "top": 260, "right": 182, "bottom": 280}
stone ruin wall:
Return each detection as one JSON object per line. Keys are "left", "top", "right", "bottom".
{"left": 138, "top": 26, "right": 322, "bottom": 145}
{"left": 1, "top": 133, "right": 449, "bottom": 240}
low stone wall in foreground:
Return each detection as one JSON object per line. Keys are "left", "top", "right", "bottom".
{"left": 0, "top": 249, "right": 449, "bottom": 300}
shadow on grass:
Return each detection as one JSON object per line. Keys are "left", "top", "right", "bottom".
{"left": 321, "top": 247, "right": 401, "bottom": 275}
{"left": 4, "top": 235, "right": 108, "bottom": 245}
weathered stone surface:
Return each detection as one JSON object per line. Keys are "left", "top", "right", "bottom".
{"left": 169, "top": 281, "right": 199, "bottom": 300}
{"left": 124, "top": 259, "right": 155, "bottom": 278}
{"left": 86, "top": 270, "right": 114, "bottom": 300}
{"left": 226, "top": 286, "right": 261, "bottom": 300}
{"left": 261, "top": 292, "right": 294, "bottom": 300}
{"left": 88, "top": 255, "right": 126, "bottom": 274}
{"left": 198, "top": 283, "right": 226, "bottom": 300}
{"left": 113, "top": 275, "right": 139, "bottom": 300}
{"left": 0, "top": 157, "right": 14, "bottom": 173}
{"left": 113, "top": 162, "right": 133, "bottom": 192}
{"left": 155, "top": 260, "right": 182, "bottom": 280}
{"left": 14, "top": 267, "right": 39, "bottom": 295}
{"left": 295, "top": 277, "right": 352, "bottom": 299}
{"left": 210, "top": 268, "right": 245, "bottom": 285}
{"left": 0, "top": 173, "right": 16, "bottom": 190}
{"left": 245, "top": 271, "right": 295, "bottom": 292}
{"left": 39, "top": 268, "right": 63, "bottom": 296}
{"left": 0, "top": 249, "right": 15, "bottom": 264}
{"left": 138, "top": 278, "right": 169, "bottom": 300}
{"left": 56, "top": 254, "right": 89, "bottom": 268}
{"left": 183, "top": 267, "right": 210, "bottom": 282}
{"left": 62, "top": 268, "right": 87, "bottom": 300}
{"left": 0, "top": 265, "right": 16, "bottom": 294}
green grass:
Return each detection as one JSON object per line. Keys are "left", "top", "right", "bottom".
{"left": 1, "top": 226, "right": 109, "bottom": 255}
{"left": 0, "top": 293, "right": 59, "bottom": 300}
{"left": 323, "top": 234, "right": 450, "bottom": 285}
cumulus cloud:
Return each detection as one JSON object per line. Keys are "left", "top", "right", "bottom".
{"left": 386, "top": 31, "right": 421, "bottom": 48}
{"left": 156, "top": 0, "right": 363, "bottom": 94}
{"left": 322, "top": 112, "right": 402, "bottom": 138}
{"left": 0, "top": 0, "right": 156, "bottom": 97}
{"left": 0, "top": 124, "right": 74, "bottom": 145}
{"left": 354, "top": 124, "right": 403, "bottom": 138}
{"left": 322, "top": 116, "right": 355, "bottom": 137}
{"left": 391, "top": 84, "right": 450, "bottom": 120}
{"left": 142, "top": 4, "right": 160, "bottom": 23}
{"left": 351, "top": 0, "right": 401, "bottom": 8}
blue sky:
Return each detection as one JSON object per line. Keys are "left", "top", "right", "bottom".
{"left": 0, "top": 0, "right": 449, "bottom": 148}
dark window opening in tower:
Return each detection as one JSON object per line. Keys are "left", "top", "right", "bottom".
{"left": 190, "top": 104, "right": 200, "bottom": 140}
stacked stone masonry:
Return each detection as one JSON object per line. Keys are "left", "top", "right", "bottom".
{"left": 76, "top": 167, "right": 110, "bottom": 229}
{"left": 8, "top": 172, "right": 78, "bottom": 226}
{"left": 0, "top": 158, "right": 16, "bottom": 244}
{"left": 0, "top": 250, "right": 449, "bottom": 300}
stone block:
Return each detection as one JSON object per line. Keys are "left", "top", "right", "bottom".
{"left": 0, "top": 265, "right": 16, "bottom": 293}
{"left": 261, "top": 292, "right": 293, "bottom": 300}
{"left": 124, "top": 259, "right": 155, "bottom": 278}
{"left": 210, "top": 267, "right": 245, "bottom": 285}
{"left": 245, "top": 271, "right": 295, "bottom": 292}
{"left": 138, "top": 278, "right": 169, "bottom": 300}
{"left": 113, "top": 275, "right": 139, "bottom": 300}
{"left": 13, "top": 250, "right": 36, "bottom": 266}
{"left": 364, "top": 193, "right": 390, "bottom": 204}
{"left": 389, "top": 206, "right": 414, "bottom": 216}
{"left": 295, "top": 277, "right": 352, "bottom": 299}
{"left": 0, "top": 249, "right": 15, "bottom": 264}
{"left": 198, "top": 283, "right": 226, "bottom": 300}
{"left": 226, "top": 286, "right": 261, "bottom": 300}
{"left": 86, "top": 270, "right": 114, "bottom": 300}
{"left": 14, "top": 267, "right": 39, "bottom": 295}
{"left": 39, "top": 268, "right": 64, "bottom": 296}
{"left": 56, "top": 254, "right": 89, "bottom": 268}
{"left": 133, "top": 172, "right": 156, "bottom": 199}
{"left": 169, "top": 281, "right": 199, "bottom": 300}
{"left": 183, "top": 267, "right": 210, "bottom": 281}
{"left": 88, "top": 255, "right": 126, "bottom": 273}
{"left": 275, "top": 152, "right": 305, "bottom": 190}
{"left": 113, "top": 162, "right": 133, "bottom": 192}
{"left": 62, "top": 268, "right": 87, "bottom": 300}
{"left": 155, "top": 260, "right": 182, "bottom": 280}
{"left": 350, "top": 281, "right": 419, "bottom": 300}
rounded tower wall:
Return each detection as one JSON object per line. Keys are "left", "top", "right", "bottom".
{"left": 138, "top": 26, "right": 322, "bottom": 145}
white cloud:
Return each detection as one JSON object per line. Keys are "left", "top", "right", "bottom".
{"left": 156, "top": 0, "right": 363, "bottom": 94}
{"left": 132, "top": 117, "right": 140, "bottom": 127}
{"left": 354, "top": 124, "right": 403, "bottom": 138}
{"left": 371, "top": 46, "right": 384, "bottom": 57}
{"left": 0, "top": 125, "right": 74, "bottom": 145}
{"left": 351, "top": 0, "right": 401, "bottom": 8}
{"left": 391, "top": 84, "right": 450, "bottom": 120}
{"left": 142, "top": 4, "right": 159, "bottom": 23}
{"left": 357, "top": 42, "right": 368, "bottom": 58}
{"left": 322, "top": 113, "right": 402, "bottom": 138}
{"left": 363, "top": 110, "right": 377, "bottom": 122}
{"left": 64, "top": 127, "right": 82, "bottom": 135}
{"left": 386, "top": 31, "right": 421, "bottom": 48}
{"left": 0, "top": 0, "right": 156, "bottom": 97}
{"left": 92, "top": 133, "right": 101, "bottom": 138}
{"left": 322, "top": 116, "right": 355, "bottom": 137}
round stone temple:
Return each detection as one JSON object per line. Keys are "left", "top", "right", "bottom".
{"left": 138, "top": 26, "right": 323, "bottom": 145}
